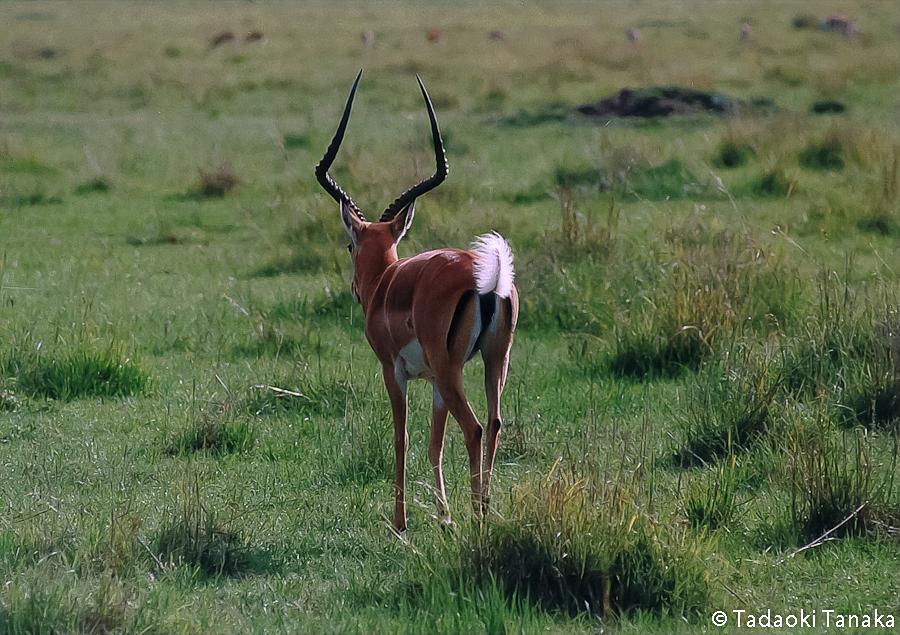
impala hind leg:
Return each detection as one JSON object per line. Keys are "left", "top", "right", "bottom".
{"left": 481, "top": 294, "right": 516, "bottom": 515}
{"left": 436, "top": 375, "right": 484, "bottom": 518}
{"left": 482, "top": 351, "right": 510, "bottom": 515}
{"left": 429, "top": 383, "right": 452, "bottom": 525}
{"left": 383, "top": 366, "right": 410, "bottom": 531}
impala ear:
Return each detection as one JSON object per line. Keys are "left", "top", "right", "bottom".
{"left": 340, "top": 200, "right": 364, "bottom": 248}
{"left": 389, "top": 200, "right": 415, "bottom": 244}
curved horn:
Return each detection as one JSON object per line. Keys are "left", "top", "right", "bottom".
{"left": 379, "top": 75, "right": 448, "bottom": 223}
{"left": 315, "top": 70, "right": 366, "bottom": 221}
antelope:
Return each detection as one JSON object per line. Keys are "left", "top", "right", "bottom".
{"left": 426, "top": 29, "right": 446, "bottom": 45}
{"left": 209, "top": 30, "right": 237, "bottom": 49}
{"left": 315, "top": 72, "right": 518, "bottom": 531}
{"left": 244, "top": 30, "right": 265, "bottom": 44}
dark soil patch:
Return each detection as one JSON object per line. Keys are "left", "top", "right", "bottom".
{"left": 575, "top": 87, "right": 732, "bottom": 118}
{"left": 501, "top": 87, "right": 776, "bottom": 128}
{"left": 811, "top": 100, "right": 846, "bottom": 115}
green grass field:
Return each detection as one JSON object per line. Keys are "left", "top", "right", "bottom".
{"left": 2, "top": 1, "right": 900, "bottom": 633}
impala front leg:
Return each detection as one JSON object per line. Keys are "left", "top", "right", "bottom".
{"left": 383, "top": 364, "right": 410, "bottom": 532}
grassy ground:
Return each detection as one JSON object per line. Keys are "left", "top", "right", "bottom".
{"left": 2, "top": 1, "right": 900, "bottom": 633}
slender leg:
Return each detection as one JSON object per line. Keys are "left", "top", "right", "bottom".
{"left": 482, "top": 352, "right": 509, "bottom": 514}
{"left": 436, "top": 374, "right": 484, "bottom": 517}
{"left": 481, "top": 294, "right": 515, "bottom": 515}
{"left": 383, "top": 364, "right": 409, "bottom": 531}
{"left": 429, "top": 383, "right": 452, "bottom": 524}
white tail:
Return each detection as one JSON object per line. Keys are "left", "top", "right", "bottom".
{"left": 472, "top": 232, "right": 515, "bottom": 298}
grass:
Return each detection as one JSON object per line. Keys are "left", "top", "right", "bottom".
{"left": 674, "top": 338, "right": 783, "bottom": 465}
{"left": 784, "top": 266, "right": 900, "bottom": 428}
{"left": 1, "top": 0, "right": 900, "bottom": 632}
{"left": 783, "top": 408, "right": 900, "bottom": 542}
{"left": 152, "top": 472, "right": 264, "bottom": 577}
{"left": 799, "top": 137, "right": 845, "bottom": 171}
{"left": 713, "top": 138, "right": 754, "bottom": 169}
{"left": 407, "top": 472, "right": 712, "bottom": 620}
{"left": 606, "top": 223, "right": 800, "bottom": 379}
{"left": 684, "top": 456, "right": 739, "bottom": 531}
{"left": 0, "top": 334, "right": 148, "bottom": 402}
{"left": 163, "top": 405, "right": 257, "bottom": 457}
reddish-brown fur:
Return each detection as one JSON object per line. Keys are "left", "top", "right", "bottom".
{"left": 316, "top": 73, "right": 517, "bottom": 531}
{"left": 340, "top": 211, "right": 517, "bottom": 531}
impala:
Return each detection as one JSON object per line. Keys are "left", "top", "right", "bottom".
{"left": 315, "top": 72, "right": 518, "bottom": 531}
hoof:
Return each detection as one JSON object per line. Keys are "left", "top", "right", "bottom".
{"left": 389, "top": 519, "right": 408, "bottom": 536}
{"left": 439, "top": 517, "right": 457, "bottom": 531}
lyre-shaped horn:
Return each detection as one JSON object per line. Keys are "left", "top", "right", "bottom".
{"left": 315, "top": 70, "right": 366, "bottom": 220}
{"left": 379, "top": 75, "right": 448, "bottom": 223}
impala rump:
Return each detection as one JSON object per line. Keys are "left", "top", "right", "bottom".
{"left": 447, "top": 233, "right": 516, "bottom": 364}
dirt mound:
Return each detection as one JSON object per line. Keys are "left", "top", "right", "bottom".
{"left": 575, "top": 87, "right": 735, "bottom": 118}
{"left": 499, "top": 87, "right": 776, "bottom": 128}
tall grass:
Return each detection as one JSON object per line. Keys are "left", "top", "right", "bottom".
{"left": 785, "top": 266, "right": 900, "bottom": 428}
{"left": 514, "top": 187, "right": 618, "bottom": 335}
{"left": 675, "top": 338, "right": 783, "bottom": 465}
{"left": 609, "top": 224, "right": 799, "bottom": 379}
{"left": 405, "top": 463, "right": 712, "bottom": 621}
{"left": 0, "top": 331, "right": 147, "bottom": 401}
{"left": 163, "top": 404, "right": 257, "bottom": 457}
{"left": 549, "top": 186, "right": 618, "bottom": 262}
{"left": 153, "top": 471, "right": 268, "bottom": 577}
{"left": 684, "top": 456, "right": 738, "bottom": 531}
{"left": 783, "top": 408, "right": 900, "bottom": 541}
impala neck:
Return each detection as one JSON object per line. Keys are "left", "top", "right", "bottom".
{"left": 353, "top": 244, "right": 399, "bottom": 313}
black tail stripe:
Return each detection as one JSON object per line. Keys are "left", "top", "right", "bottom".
{"left": 447, "top": 291, "right": 498, "bottom": 362}
{"left": 466, "top": 293, "right": 496, "bottom": 362}
{"left": 479, "top": 293, "right": 496, "bottom": 332}
{"left": 447, "top": 290, "right": 475, "bottom": 354}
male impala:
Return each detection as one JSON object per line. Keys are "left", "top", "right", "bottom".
{"left": 316, "top": 72, "right": 518, "bottom": 531}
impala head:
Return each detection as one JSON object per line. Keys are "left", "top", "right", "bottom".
{"left": 315, "top": 71, "right": 448, "bottom": 279}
